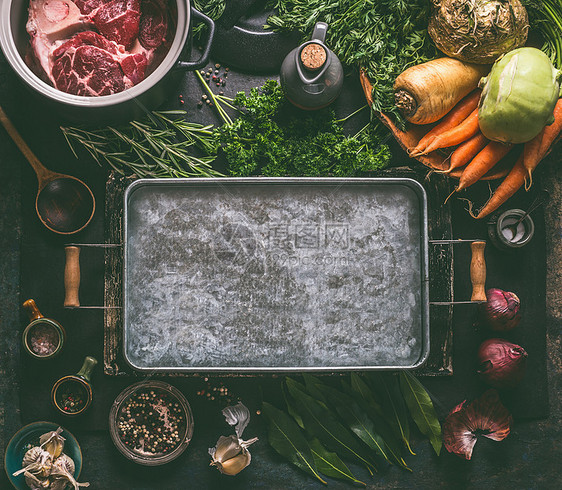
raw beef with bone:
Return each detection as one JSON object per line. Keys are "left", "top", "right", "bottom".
{"left": 51, "top": 30, "right": 147, "bottom": 96}
{"left": 26, "top": 0, "right": 167, "bottom": 96}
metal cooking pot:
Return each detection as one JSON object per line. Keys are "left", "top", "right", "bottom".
{"left": 0, "top": 0, "right": 214, "bottom": 122}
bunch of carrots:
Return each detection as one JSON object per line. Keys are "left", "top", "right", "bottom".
{"left": 410, "top": 91, "right": 562, "bottom": 219}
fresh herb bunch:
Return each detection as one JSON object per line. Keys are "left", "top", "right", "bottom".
{"left": 266, "top": 0, "right": 438, "bottom": 127}
{"left": 263, "top": 373, "right": 442, "bottom": 485}
{"left": 524, "top": 0, "right": 562, "bottom": 68}
{"left": 192, "top": 0, "right": 227, "bottom": 41}
{"left": 61, "top": 112, "right": 223, "bottom": 178}
{"left": 217, "top": 80, "right": 392, "bottom": 177}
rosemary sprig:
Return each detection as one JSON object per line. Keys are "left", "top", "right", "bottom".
{"left": 61, "top": 112, "right": 223, "bottom": 178}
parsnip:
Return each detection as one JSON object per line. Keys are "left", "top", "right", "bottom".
{"left": 394, "top": 58, "right": 489, "bottom": 125}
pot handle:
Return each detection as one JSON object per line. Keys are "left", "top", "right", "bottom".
{"left": 176, "top": 8, "right": 215, "bottom": 71}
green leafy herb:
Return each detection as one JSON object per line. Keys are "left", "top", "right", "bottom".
{"left": 399, "top": 372, "right": 442, "bottom": 456}
{"left": 217, "top": 81, "right": 392, "bottom": 177}
{"left": 285, "top": 379, "right": 378, "bottom": 473}
{"left": 266, "top": 0, "right": 438, "bottom": 127}
{"left": 61, "top": 111, "right": 222, "bottom": 178}
{"left": 191, "top": 0, "right": 227, "bottom": 41}
{"left": 367, "top": 374, "right": 415, "bottom": 456}
{"left": 309, "top": 438, "right": 366, "bottom": 487}
{"left": 313, "top": 383, "right": 397, "bottom": 468}
{"left": 525, "top": 0, "right": 562, "bottom": 69}
{"left": 282, "top": 382, "right": 305, "bottom": 430}
{"left": 262, "top": 402, "right": 327, "bottom": 485}
{"left": 342, "top": 377, "right": 411, "bottom": 471}
{"left": 349, "top": 373, "right": 383, "bottom": 418}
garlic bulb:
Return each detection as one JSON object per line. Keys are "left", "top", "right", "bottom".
{"left": 209, "top": 402, "right": 258, "bottom": 476}
{"left": 40, "top": 427, "right": 65, "bottom": 459}
{"left": 24, "top": 471, "right": 50, "bottom": 490}
{"left": 50, "top": 455, "right": 90, "bottom": 490}
{"left": 13, "top": 447, "right": 52, "bottom": 478}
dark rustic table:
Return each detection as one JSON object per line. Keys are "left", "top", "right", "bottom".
{"left": 2, "top": 35, "right": 562, "bottom": 489}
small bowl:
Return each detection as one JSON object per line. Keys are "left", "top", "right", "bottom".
{"left": 109, "top": 381, "right": 194, "bottom": 466}
{"left": 51, "top": 356, "right": 97, "bottom": 416}
{"left": 4, "top": 421, "right": 83, "bottom": 490}
{"left": 51, "top": 376, "right": 93, "bottom": 416}
{"left": 22, "top": 319, "right": 65, "bottom": 360}
{"left": 22, "top": 299, "right": 65, "bottom": 360}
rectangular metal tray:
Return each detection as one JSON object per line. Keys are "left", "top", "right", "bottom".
{"left": 123, "top": 178, "right": 429, "bottom": 372}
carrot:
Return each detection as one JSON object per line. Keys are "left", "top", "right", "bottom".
{"left": 394, "top": 58, "right": 488, "bottom": 124}
{"left": 411, "top": 90, "right": 481, "bottom": 156}
{"left": 524, "top": 98, "right": 562, "bottom": 189}
{"left": 441, "top": 132, "right": 488, "bottom": 174}
{"left": 456, "top": 142, "right": 513, "bottom": 192}
{"left": 414, "top": 109, "right": 480, "bottom": 156}
{"left": 476, "top": 154, "right": 526, "bottom": 220}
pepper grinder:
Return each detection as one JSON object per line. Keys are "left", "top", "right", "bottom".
{"left": 280, "top": 22, "right": 344, "bottom": 110}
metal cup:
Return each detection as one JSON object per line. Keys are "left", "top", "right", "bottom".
{"left": 22, "top": 299, "right": 65, "bottom": 360}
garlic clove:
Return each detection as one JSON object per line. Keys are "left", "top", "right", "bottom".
{"left": 209, "top": 402, "right": 258, "bottom": 476}
{"left": 222, "top": 402, "right": 251, "bottom": 440}
{"left": 209, "top": 435, "right": 243, "bottom": 463}
{"left": 212, "top": 448, "right": 251, "bottom": 476}
{"left": 40, "top": 427, "right": 65, "bottom": 459}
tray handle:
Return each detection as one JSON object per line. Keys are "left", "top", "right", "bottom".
{"left": 64, "top": 246, "right": 81, "bottom": 307}
{"left": 470, "top": 241, "right": 486, "bottom": 302}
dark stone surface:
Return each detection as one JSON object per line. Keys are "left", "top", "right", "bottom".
{"left": 1, "top": 25, "right": 562, "bottom": 490}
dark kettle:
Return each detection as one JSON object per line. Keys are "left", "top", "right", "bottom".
{"left": 280, "top": 22, "right": 344, "bottom": 110}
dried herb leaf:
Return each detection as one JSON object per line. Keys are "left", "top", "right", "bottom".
{"left": 286, "top": 379, "right": 378, "bottom": 473}
{"left": 344, "top": 377, "right": 409, "bottom": 470}
{"left": 302, "top": 374, "right": 329, "bottom": 405}
{"left": 309, "top": 438, "right": 366, "bottom": 487}
{"left": 313, "top": 383, "right": 393, "bottom": 466}
{"left": 282, "top": 382, "right": 304, "bottom": 429}
{"left": 350, "top": 373, "right": 383, "bottom": 417}
{"left": 262, "top": 402, "right": 327, "bottom": 485}
{"left": 368, "top": 373, "right": 415, "bottom": 455}
{"left": 399, "top": 372, "right": 443, "bottom": 456}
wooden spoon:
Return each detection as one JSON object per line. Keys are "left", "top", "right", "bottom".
{"left": 0, "top": 105, "right": 95, "bottom": 234}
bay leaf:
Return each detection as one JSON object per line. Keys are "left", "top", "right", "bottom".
{"left": 286, "top": 379, "right": 378, "bottom": 472}
{"left": 282, "top": 380, "right": 304, "bottom": 429}
{"left": 314, "top": 383, "right": 393, "bottom": 466}
{"left": 368, "top": 373, "right": 415, "bottom": 455}
{"left": 349, "top": 373, "right": 383, "bottom": 417}
{"left": 262, "top": 402, "right": 327, "bottom": 485}
{"left": 346, "top": 375, "right": 410, "bottom": 470}
{"left": 399, "top": 372, "right": 442, "bottom": 456}
{"left": 309, "top": 438, "right": 366, "bottom": 487}
{"left": 302, "top": 374, "right": 329, "bottom": 405}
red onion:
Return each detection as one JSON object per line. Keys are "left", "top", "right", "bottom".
{"left": 481, "top": 288, "right": 521, "bottom": 331}
{"left": 443, "top": 389, "right": 512, "bottom": 460}
{"left": 477, "top": 339, "right": 527, "bottom": 389}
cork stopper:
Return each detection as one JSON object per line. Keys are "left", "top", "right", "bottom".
{"left": 300, "top": 43, "right": 327, "bottom": 70}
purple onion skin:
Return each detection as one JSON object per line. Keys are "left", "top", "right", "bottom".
{"left": 482, "top": 288, "right": 521, "bottom": 331}
{"left": 478, "top": 339, "right": 528, "bottom": 389}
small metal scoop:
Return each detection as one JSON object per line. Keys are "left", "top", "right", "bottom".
{"left": 0, "top": 105, "right": 95, "bottom": 234}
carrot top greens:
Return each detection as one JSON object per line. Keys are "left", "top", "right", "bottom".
{"left": 266, "top": 0, "right": 438, "bottom": 127}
